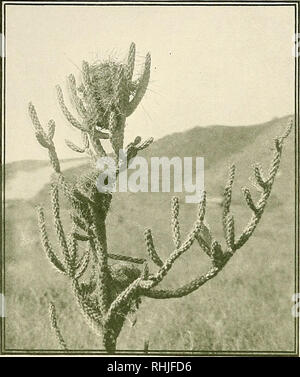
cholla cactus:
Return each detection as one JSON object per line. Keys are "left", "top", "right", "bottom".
{"left": 28, "top": 42, "right": 292, "bottom": 353}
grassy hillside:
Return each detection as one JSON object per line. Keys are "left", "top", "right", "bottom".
{"left": 4, "top": 116, "right": 296, "bottom": 352}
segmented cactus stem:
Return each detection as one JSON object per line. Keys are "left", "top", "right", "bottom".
{"left": 56, "top": 85, "right": 87, "bottom": 132}
{"left": 49, "top": 302, "right": 68, "bottom": 350}
{"left": 37, "top": 206, "right": 66, "bottom": 274}
{"left": 171, "top": 197, "right": 181, "bottom": 249}
{"left": 144, "top": 229, "right": 163, "bottom": 267}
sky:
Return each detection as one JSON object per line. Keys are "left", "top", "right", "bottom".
{"left": 4, "top": 4, "right": 295, "bottom": 162}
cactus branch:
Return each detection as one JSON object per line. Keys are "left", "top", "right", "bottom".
{"left": 68, "top": 74, "right": 87, "bottom": 118}
{"left": 56, "top": 85, "right": 88, "bottom": 132}
{"left": 51, "top": 183, "right": 72, "bottom": 274}
{"left": 126, "top": 42, "right": 136, "bottom": 82}
{"left": 171, "top": 197, "right": 181, "bottom": 249}
{"left": 126, "top": 52, "right": 151, "bottom": 117}
{"left": 28, "top": 103, "right": 61, "bottom": 173}
{"left": 49, "top": 302, "right": 68, "bottom": 350}
{"left": 37, "top": 207, "right": 66, "bottom": 274}
{"left": 108, "top": 253, "right": 146, "bottom": 265}
{"left": 144, "top": 229, "right": 163, "bottom": 267}
{"left": 222, "top": 164, "right": 235, "bottom": 235}
{"left": 235, "top": 121, "right": 292, "bottom": 250}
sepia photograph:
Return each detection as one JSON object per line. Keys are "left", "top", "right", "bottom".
{"left": 0, "top": 1, "right": 299, "bottom": 357}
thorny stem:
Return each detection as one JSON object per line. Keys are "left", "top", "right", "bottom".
{"left": 28, "top": 42, "right": 293, "bottom": 352}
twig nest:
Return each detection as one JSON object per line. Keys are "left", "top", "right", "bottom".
{"left": 109, "top": 262, "right": 142, "bottom": 314}
{"left": 109, "top": 263, "right": 141, "bottom": 288}
{"left": 79, "top": 60, "right": 137, "bottom": 130}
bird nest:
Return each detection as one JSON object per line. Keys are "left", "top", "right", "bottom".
{"left": 78, "top": 60, "right": 137, "bottom": 130}
{"left": 109, "top": 262, "right": 142, "bottom": 313}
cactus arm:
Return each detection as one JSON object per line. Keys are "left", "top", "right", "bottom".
{"left": 234, "top": 120, "right": 292, "bottom": 250}
{"left": 89, "top": 132, "right": 107, "bottom": 157}
{"left": 28, "top": 102, "right": 49, "bottom": 141}
{"left": 81, "top": 131, "right": 89, "bottom": 149}
{"left": 222, "top": 164, "right": 235, "bottom": 236}
{"left": 73, "top": 232, "right": 90, "bottom": 242}
{"left": 75, "top": 249, "right": 90, "bottom": 279}
{"left": 56, "top": 85, "right": 88, "bottom": 132}
{"left": 126, "top": 137, "right": 154, "bottom": 163}
{"left": 170, "top": 197, "right": 181, "bottom": 249}
{"left": 195, "top": 221, "right": 212, "bottom": 257}
{"left": 89, "top": 221, "right": 110, "bottom": 314}
{"left": 143, "top": 229, "right": 163, "bottom": 267}
{"left": 141, "top": 267, "right": 220, "bottom": 299}
{"left": 49, "top": 302, "right": 68, "bottom": 350}
{"left": 28, "top": 103, "right": 61, "bottom": 173}
{"left": 114, "top": 65, "right": 126, "bottom": 112}
{"left": 126, "top": 42, "right": 136, "bottom": 82}
{"left": 109, "top": 111, "right": 124, "bottom": 157}
{"left": 67, "top": 230, "right": 78, "bottom": 265}
{"left": 81, "top": 61, "right": 100, "bottom": 121}
{"left": 253, "top": 163, "right": 268, "bottom": 190}
{"left": 242, "top": 188, "right": 258, "bottom": 213}
{"left": 224, "top": 214, "right": 235, "bottom": 251}
{"left": 126, "top": 53, "right": 151, "bottom": 117}
{"left": 65, "top": 139, "right": 86, "bottom": 153}
{"left": 47, "top": 119, "right": 56, "bottom": 140}
{"left": 37, "top": 206, "right": 66, "bottom": 274}
{"left": 107, "top": 253, "right": 146, "bottom": 265}
{"left": 68, "top": 74, "right": 87, "bottom": 118}
{"left": 50, "top": 183, "right": 72, "bottom": 275}
{"left": 116, "top": 136, "right": 154, "bottom": 174}
{"left": 80, "top": 131, "right": 98, "bottom": 164}
{"left": 71, "top": 279, "right": 103, "bottom": 334}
